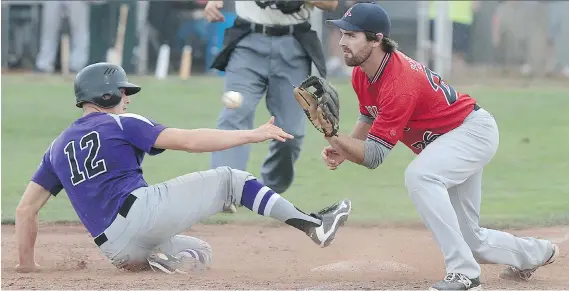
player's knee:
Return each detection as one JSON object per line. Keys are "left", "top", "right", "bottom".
{"left": 404, "top": 163, "right": 426, "bottom": 190}
{"left": 222, "top": 166, "right": 256, "bottom": 183}
{"left": 213, "top": 166, "right": 256, "bottom": 206}
{"left": 404, "top": 162, "right": 444, "bottom": 192}
{"left": 462, "top": 229, "right": 493, "bottom": 264}
{"left": 212, "top": 166, "right": 255, "bottom": 182}
{"left": 468, "top": 242, "right": 494, "bottom": 264}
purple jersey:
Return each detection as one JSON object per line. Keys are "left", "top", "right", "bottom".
{"left": 31, "top": 112, "right": 167, "bottom": 237}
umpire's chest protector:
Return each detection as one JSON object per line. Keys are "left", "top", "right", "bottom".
{"left": 210, "top": 18, "right": 327, "bottom": 78}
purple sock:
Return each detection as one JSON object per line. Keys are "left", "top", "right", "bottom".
{"left": 241, "top": 178, "right": 277, "bottom": 215}
{"left": 240, "top": 179, "right": 320, "bottom": 231}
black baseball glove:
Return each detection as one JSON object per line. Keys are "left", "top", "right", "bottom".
{"left": 293, "top": 76, "right": 340, "bottom": 137}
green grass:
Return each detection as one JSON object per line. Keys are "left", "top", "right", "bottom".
{"left": 2, "top": 74, "right": 569, "bottom": 228}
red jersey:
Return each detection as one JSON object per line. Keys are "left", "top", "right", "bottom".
{"left": 352, "top": 50, "right": 477, "bottom": 154}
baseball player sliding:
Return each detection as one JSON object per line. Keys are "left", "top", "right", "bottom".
{"left": 293, "top": 3, "right": 559, "bottom": 291}
{"left": 14, "top": 62, "right": 351, "bottom": 274}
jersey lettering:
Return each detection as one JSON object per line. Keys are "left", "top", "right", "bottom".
{"left": 80, "top": 131, "right": 107, "bottom": 179}
{"left": 411, "top": 130, "right": 441, "bottom": 150}
{"left": 424, "top": 66, "right": 458, "bottom": 105}
{"left": 64, "top": 131, "right": 107, "bottom": 185}
{"left": 353, "top": 51, "right": 477, "bottom": 155}
{"left": 64, "top": 140, "right": 85, "bottom": 185}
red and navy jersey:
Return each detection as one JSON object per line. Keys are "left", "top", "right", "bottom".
{"left": 31, "top": 112, "right": 167, "bottom": 237}
{"left": 352, "top": 50, "right": 477, "bottom": 154}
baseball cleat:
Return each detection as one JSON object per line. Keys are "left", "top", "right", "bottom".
{"left": 429, "top": 273, "right": 482, "bottom": 290}
{"left": 499, "top": 243, "right": 559, "bottom": 281}
{"left": 222, "top": 203, "right": 237, "bottom": 214}
{"left": 307, "top": 198, "right": 351, "bottom": 247}
{"left": 147, "top": 252, "right": 187, "bottom": 274}
{"left": 175, "top": 249, "right": 209, "bottom": 272}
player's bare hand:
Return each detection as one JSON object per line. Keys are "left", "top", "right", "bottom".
{"left": 15, "top": 262, "right": 40, "bottom": 273}
{"left": 204, "top": 1, "right": 225, "bottom": 22}
{"left": 321, "top": 146, "right": 345, "bottom": 170}
{"left": 252, "top": 116, "right": 294, "bottom": 143}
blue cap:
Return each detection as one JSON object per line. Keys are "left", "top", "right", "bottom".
{"left": 326, "top": 3, "right": 391, "bottom": 37}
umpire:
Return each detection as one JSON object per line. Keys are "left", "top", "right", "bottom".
{"left": 205, "top": 1, "right": 337, "bottom": 194}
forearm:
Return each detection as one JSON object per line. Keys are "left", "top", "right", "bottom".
{"left": 327, "top": 116, "right": 373, "bottom": 163}
{"left": 16, "top": 210, "right": 38, "bottom": 264}
{"left": 326, "top": 133, "right": 365, "bottom": 165}
{"left": 350, "top": 116, "right": 373, "bottom": 140}
{"left": 326, "top": 133, "right": 391, "bottom": 169}
{"left": 308, "top": 0, "right": 338, "bottom": 11}
{"left": 325, "top": 117, "right": 371, "bottom": 164}
{"left": 179, "top": 128, "right": 255, "bottom": 153}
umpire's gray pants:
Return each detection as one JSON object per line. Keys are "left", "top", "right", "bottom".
{"left": 210, "top": 32, "right": 312, "bottom": 194}
{"left": 35, "top": 1, "right": 89, "bottom": 72}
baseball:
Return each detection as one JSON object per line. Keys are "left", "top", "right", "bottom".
{"left": 222, "top": 91, "right": 243, "bottom": 109}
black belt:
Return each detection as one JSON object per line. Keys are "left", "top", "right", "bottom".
{"left": 234, "top": 17, "right": 310, "bottom": 36}
{"left": 474, "top": 104, "right": 480, "bottom": 111}
{"left": 94, "top": 193, "right": 137, "bottom": 247}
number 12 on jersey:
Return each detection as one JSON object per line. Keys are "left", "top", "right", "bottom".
{"left": 424, "top": 66, "right": 458, "bottom": 105}
{"left": 64, "top": 131, "right": 107, "bottom": 185}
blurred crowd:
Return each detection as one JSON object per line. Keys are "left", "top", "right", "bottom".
{"left": 492, "top": 1, "right": 569, "bottom": 78}
{"left": 2, "top": 0, "right": 568, "bottom": 79}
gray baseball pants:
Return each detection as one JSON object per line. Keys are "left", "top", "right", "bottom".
{"left": 405, "top": 108, "right": 554, "bottom": 279}
{"left": 210, "top": 32, "right": 311, "bottom": 194}
{"left": 35, "top": 1, "right": 89, "bottom": 72}
{"left": 97, "top": 167, "right": 251, "bottom": 268}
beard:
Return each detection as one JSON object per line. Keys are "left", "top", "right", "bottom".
{"left": 343, "top": 45, "right": 373, "bottom": 67}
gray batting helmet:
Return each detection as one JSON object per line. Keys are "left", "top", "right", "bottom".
{"left": 74, "top": 62, "right": 141, "bottom": 108}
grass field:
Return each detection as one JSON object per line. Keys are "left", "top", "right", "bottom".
{"left": 2, "top": 74, "right": 569, "bottom": 228}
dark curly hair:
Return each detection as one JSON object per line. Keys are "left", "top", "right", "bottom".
{"left": 364, "top": 32, "right": 398, "bottom": 53}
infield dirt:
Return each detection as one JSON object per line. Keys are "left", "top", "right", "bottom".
{"left": 2, "top": 223, "right": 568, "bottom": 289}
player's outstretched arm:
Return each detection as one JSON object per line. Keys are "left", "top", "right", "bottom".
{"left": 15, "top": 181, "right": 51, "bottom": 273}
{"left": 154, "top": 116, "right": 293, "bottom": 153}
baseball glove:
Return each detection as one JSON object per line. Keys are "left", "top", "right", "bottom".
{"left": 293, "top": 76, "right": 340, "bottom": 137}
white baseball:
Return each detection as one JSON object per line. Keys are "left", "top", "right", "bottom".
{"left": 222, "top": 91, "right": 243, "bottom": 109}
